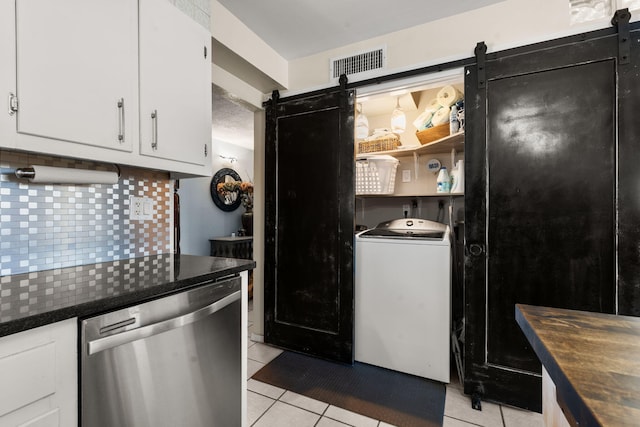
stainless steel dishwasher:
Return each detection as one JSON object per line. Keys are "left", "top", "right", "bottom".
{"left": 81, "top": 274, "right": 242, "bottom": 427}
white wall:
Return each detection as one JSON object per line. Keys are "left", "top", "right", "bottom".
{"left": 287, "top": 0, "right": 637, "bottom": 92}
{"left": 355, "top": 197, "right": 464, "bottom": 230}
{"left": 252, "top": 111, "right": 265, "bottom": 340}
{"left": 210, "top": 0, "right": 288, "bottom": 91}
{"left": 179, "top": 139, "right": 254, "bottom": 256}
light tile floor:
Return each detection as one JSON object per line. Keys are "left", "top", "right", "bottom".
{"left": 246, "top": 302, "right": 543, "bottom": 427}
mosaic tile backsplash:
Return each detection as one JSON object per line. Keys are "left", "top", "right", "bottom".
{"left": 0, "top": 150, "right": 173, "bottom": 276}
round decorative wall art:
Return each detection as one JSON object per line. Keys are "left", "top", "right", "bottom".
{"left": 210, "top": 168, "right": 242, "bottom": 212}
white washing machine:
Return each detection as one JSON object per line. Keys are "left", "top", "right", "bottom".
{"left": 355, "top": 218, "right": 451, "bottom": 383}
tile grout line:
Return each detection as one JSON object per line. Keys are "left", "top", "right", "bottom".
{"left": 311, "top": 399, "right": 332, "bottom": 427}
{"left": 246, "top": 386, "right": 286, "bottom": 401}
{"left": 316, "top": 413, "right": 358, "bottom": 427}
{"left": 249, "top": 396, "right": 278, "bottom": 427}
{"left": 442, "top": 415, "right": 485, "bottom": 427}
{"left": 272, "top": 399, "right": 328, "bottom": 425}
{"left": 276, "top": 392, "right": 326, "bottom": 415}
{"left": 499, "top": 405, "right": 506, "bottom": 427}
{"left": 320, "top": 406, "right": 377, "bottom": 427}
{"left": 269, "top": 387, "right": 362, "bottom": 427}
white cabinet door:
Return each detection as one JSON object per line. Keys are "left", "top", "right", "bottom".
{"left": 139, "top": 0, "right": 212, "bottom": 166}
{"left": 15, "top": 0, "right": 137, "bottom": 152}
{"left": 0, "top": 0, "right": 16, "bottom": 149}
{"left": 0, "top": 319, "right": 77, "bottom": 427}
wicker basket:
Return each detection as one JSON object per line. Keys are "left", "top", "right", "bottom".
{"left": 416, "top": 123, "right": 450, "bottom": 145}
{"left": 357, "top": 135, "right": 400, "bottom": 153}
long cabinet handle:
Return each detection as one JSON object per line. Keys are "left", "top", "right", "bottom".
{"left": 87, "top": 290, "right": 241, "bottom": 355}
{"left": 117, "top": 98, "right": 125, "bottom": 143}
{"left": 151, "top": 109, "right": 158, "bottom": 150}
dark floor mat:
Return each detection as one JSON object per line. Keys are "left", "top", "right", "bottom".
{"left": 252, "top": 351, "right": 446, "bottom": 427}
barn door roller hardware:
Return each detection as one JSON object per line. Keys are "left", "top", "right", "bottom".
{"left": 339, "top": 74, "right": 348, "bottom": 91}
{"left": 612, "top": 8, "right": 631, "bottom": 65}
{"left": 339, "top": 74, "right": 349, "bottom": 110}
{"left": 270, "top": 90, "right": 280, "bottom": 108}
{"left": 475, "top": 42, "right": 487, "bottom": 89}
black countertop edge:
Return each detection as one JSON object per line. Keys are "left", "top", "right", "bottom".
{"left": 0, "top": 257, "right": 255, "bottom": 338}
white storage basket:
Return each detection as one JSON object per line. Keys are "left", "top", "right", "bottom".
{"left": 355, "top": 155, "right": 399, "bottom": 195}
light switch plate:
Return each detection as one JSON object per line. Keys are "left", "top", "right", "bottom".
{"left": 402, "top": 169, "right": 411, "bottom": 182}
{"left": 142, "top": 198, "right": 154, "bottom": 219}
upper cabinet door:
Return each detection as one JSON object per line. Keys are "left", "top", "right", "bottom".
{"left": 139, "top": 0, "right": 212, "bottom": 166}
{"left": 0, "top": 0, "right": 16, "bottom": 148}
{"left": 15, "top": 0, "right": 137, "bottom": 152}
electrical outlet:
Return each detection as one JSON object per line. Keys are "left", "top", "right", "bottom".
{"left": 402, "top": 169, "right": 411, "bottom": 182}
{"left": 130, "top": 196, "right": 143, "bottom": 220}
{"left": 129, "top": 196, "right": 154, "bottom": 220}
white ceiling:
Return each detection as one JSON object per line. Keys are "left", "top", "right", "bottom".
{"left": 216, "top": 0, "right": 505, "bottom": 60}
{"left": 212, "top": 85, "right": 255, "bottom": 150}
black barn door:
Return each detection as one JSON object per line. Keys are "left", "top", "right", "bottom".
{"left": 464, "top": 29, "right": 624, "bottom": 410}
{"left": 264, "top": 85, "right": 355, "bottom": 363}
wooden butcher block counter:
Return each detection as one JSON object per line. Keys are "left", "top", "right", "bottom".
{"left": 516, "top": 304, "right": 640, "bottom": 427}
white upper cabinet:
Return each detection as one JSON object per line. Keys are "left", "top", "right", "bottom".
{"left": 15, "top": 0, "right": 137, "bottom": 152}
{"left": 139, "top": 0, "right": 212, "bottom": 166}
{"left": 1, "top": 0, "right": 212, "bottom": 177}
{"left": 0, "top": 0, "right": 16, "bottom": 148}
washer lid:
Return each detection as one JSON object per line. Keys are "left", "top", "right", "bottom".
{"left": 358, "top": 218, "right": 448, "bottom": 240}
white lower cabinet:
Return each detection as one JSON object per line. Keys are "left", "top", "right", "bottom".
{"left": 0, "top": 319, "right": 77, "bottom": 427}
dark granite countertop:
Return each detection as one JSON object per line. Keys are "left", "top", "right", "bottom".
{"left": 0, "top": 254, "right": 255, "bottom": 338}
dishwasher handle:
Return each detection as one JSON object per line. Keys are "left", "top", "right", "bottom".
{"left": 87, "top": 290, "right": 241, "bottom": 356}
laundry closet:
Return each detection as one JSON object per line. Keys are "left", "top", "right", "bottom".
{"left": 354, "top": 73, "right": 465, "bottom": 231}
{"left": 352, "top": 72, "right": 466, "bottom": 383}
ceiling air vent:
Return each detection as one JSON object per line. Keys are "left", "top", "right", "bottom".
{"left": 330, "top": 47, "right": 386, "bottom": 82}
